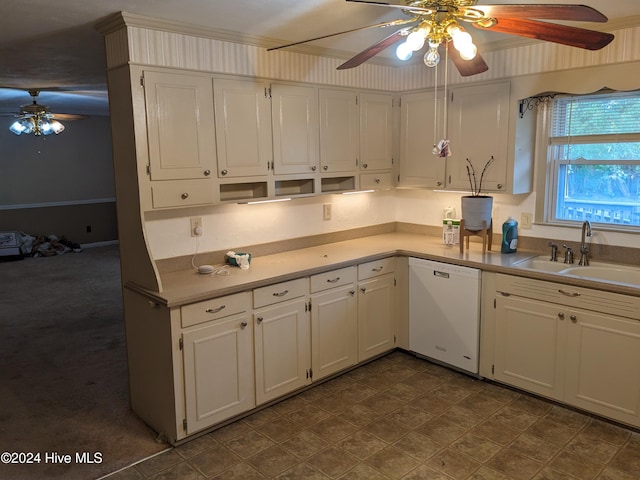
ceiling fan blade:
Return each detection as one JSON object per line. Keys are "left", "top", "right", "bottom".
{"left": 52, "top": 113, "right": 86, "bottom": 120}
{"left": 337, "top": 29, "right": 407, "bottom": 70}
{"left": 445, "top": 41, "right": 489, "bottom": 77}
{"left": 472, "top": 4, "right": 608, "bottom": 23}
{"left": 474, "top": 17, "right": 614, "bottom": 51}
{"left": 267, "top": 18, "right": 414, "bottom": 51}
{"left": 346, "top": 0, "right": 436, "bottom": 15}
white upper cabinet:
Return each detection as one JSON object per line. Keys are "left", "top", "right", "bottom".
{"left": 213, "top": 78, "right": 272, "bottom": 178}
{"left": 143, "top": 70, "right": 216, "bottom": 181}
{"left": 360, "top": 93, "right": 393, "bottom": 172}
{"left": 271, "top": 84, "right": 319, "bottom": 175}
{"left": 447, "top": 81, "right": 511, "bottom": 192}
{"left": 399, "top": 80, "right": 532, "bottom": 194}
{"left": 319, "top": 88, "right": 359, "bottom": 174}
{"left": 399, "top": 91, "right": 446, "bottom": 188}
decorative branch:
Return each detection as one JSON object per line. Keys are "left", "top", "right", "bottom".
{"left": 466, "top": 156, "right": 494, "bottom": 196}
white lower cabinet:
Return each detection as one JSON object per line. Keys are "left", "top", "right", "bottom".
{"left": 358, "top": 258, "right": 396, "bottom": 361}
{"left": 180, "top": 292, "right": 255, "bottom": 435}
{"left": 310, "top": 267, "right": 358, "bottom": 381}
{"left": 253, "top": 278, "right": 311, "bottom": 405}
{"left": 182, "top": 312, "right": 255, "bottom": 434}
{"left": 494, "top": 295, "right": 566, "bottom": 400}
{"left": 565, "top": 309, "right": 640, "bottom": 424}
{"left": 494, "top": 274, "right": 640, "bottom": 427}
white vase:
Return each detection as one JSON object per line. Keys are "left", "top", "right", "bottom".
{"left": 461, "top": 196, "right": 493, "bottom": 231}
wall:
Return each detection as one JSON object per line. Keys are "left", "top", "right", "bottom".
{"left": 146, "top": 190, "right": 397, "bottom": 259}
{"left": 0, "top": 116, "right": 117, "bottom": 245}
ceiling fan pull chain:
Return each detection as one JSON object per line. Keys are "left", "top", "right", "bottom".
{"left": 433, "top": 61, "right": 438, "bottom": 152}
{"left": 443, "top": 42, "right": 449, "bottom": 142}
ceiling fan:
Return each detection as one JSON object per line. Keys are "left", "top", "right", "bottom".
{"left": 268, "top": 1, "right": 615, "bottom": 77}
{"left": 3, "top": 90, "right": 85, "bottom": 136}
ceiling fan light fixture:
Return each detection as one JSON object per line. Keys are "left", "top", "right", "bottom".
{"left": 395, "top": 41, "right": 414, "bottom": 60}
{"left": 41, "top": 118, "right": 65, "bottom": 135}
{"left": 423, "top": 40, "right": 441, "bottom": 67}
{"left": 9, "top": 118, "right": 35, "bottom": 135}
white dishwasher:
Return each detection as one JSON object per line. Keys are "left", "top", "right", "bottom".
{"left": 409, "top": 257, "right": 481, "bottom": 374}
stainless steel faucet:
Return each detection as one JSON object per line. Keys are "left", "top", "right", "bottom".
{"left": 562, "top": 244, "right": 574, "bottom": 264}
{"left": 579, "top": 220, "right": 593, "bottom": 266}
{"left": 548, "top": 242, "right": 558, "bottom": 262}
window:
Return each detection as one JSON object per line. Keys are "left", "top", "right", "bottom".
{"left": 545, "top": 90, "right": 640, "bottom": 229}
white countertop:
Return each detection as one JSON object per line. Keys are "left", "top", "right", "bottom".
{"left": 127, "top": 232, "right": 640, "bottom": 307}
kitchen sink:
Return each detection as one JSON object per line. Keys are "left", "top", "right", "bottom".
{"left": 513, "top": 256, "right": 640, "bottom": 286}
{"left": 561, "top": 265, "right": 640, "bottom": 285}
{"left": 512, "top": 256, "right": 572, "bottom": 273}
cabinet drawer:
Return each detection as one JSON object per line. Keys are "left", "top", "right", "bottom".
{"left": 151, "top": 179, "right": 215, "bottom": 209}
{"left": 496, "top": 274, "right": 640, "bottom": 321}
{"left": 253, "top": 277, "right": 308, "bottom": 308}
{"left": 181, "top": 291, "right": 250, "bottom": 328}
{"left": 358, "top": 257, "right": 395, "bottom": 281}
{"left": 360, "top": 172, "right": 394, "bottom": 190}
{"left": 310, "top": 266, "right": 356, "bottom": 293}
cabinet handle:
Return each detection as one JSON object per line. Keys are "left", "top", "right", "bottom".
{"left": 327, "top": 277, "right": 340, "bottom": 283}
{"left": 497, "top": 183, "right": 503, "bottom": 190}
{"left": 257, "top": 316, "right": 263, "bottom": 324}
{"left": 221, "top": 169, "right": 228, "bottom": 176}
{"left": 240, "top": 321, "right": 248, "bottom": 329}
{"left": 437, "top": 181, "right": 443, "bottom": 186}
{"left": 360, "top": 287, "right": 367, "bottom": 293}
{"left": 205, "top": 305, "right": 226, "bottom": 314}
{"left": 570, "top": 315, "right": 577, "bottom": 323}
{"left": 181, "top": 193, "right": 189, "bottom": 199}
{"left": 273, "top": 290, "right": 289, "bottom": 297}
{"left": 204, "top": 169, "right": 211, "bottom": 176}
{"left": 375, "top": 178, "right": 381, "bottom": 184}
{"left": 558, "top": 289, "right": 581, "bottom": 297}
{"left": 372, "top": 266, "right": 384, "bottom": 272}
{"left": 558, "top": 312, "right": 565, "bottom": 320}
{"left": 362, "top": 163, "right": 368, "bottom": 169}
{"left": 311, "top": 165, "right": 317, "bottom": 171}
{"left": 323, "top": 165, "right": 328, "bottom": 171}
{"left": 349, "top": 290, "right": 356, "bottom": 296}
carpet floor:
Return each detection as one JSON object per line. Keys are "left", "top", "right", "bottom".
{"left": 0, "top": 245, "right": 168, "bottom": 480}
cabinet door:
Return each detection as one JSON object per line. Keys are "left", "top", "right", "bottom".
{"left": 494, "top": 295, "right": 566, "bottom": 401}
{"left": 358, "top": 273, "right": 395, "bottom": 361}
{"left": 182, "top": 314, "right": 254, "bottom": 434}
{"left": 254, "top": 297, "right": 311, "bottom": 404}
{"left": 565, "top": 309, "right": 640, "bottom": 425}
{"left": 447, "top": 82, "right": 510, "bottom": 192}
{"left": 214, "top": 78, "right": 272, "bottom": 178}
{"left": 360, "top": 93, "right": 393, "bottom": 172}
{"left": 319, "top": 88, "right": 359, "bottom": 174}
{"left": 271, "top": 84, "right": 319, "bottom": 175}
{"left": 311, "top": 285, "right": 358, "bottom": 381}
{"left": 399, "top": 91, "right": 446, "bottom": 188}
{"left": 143, "top": 70, "right": 216, "bottom": 180}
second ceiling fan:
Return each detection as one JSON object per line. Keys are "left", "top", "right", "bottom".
{"left": 268, "top": 1, "right": 615, "bottom": 77}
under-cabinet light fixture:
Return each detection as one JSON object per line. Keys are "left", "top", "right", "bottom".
{"left": 245, "top": 198, "right": 292, "bottom": 205}
{"left": 342, "top": 190, "right": 374, "bottom": 195}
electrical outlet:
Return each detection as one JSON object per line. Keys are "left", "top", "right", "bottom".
{"left": 323, "top": 204, "right": 332, "bottom": 221}
{"left": 190, "top": 217, "right": 203, "bottom": 237}
{"left": 521, "top": 212, "right": 532, "bottom": 229}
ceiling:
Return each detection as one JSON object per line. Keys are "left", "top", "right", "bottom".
{"left": 1, "top": 0, "right": 639, "bottom": 118}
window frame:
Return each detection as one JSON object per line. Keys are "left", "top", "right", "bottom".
{"left": 540, "top": 90, "right": 640, "bottom": 233}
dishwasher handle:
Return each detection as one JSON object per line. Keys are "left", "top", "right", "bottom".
{"left": 433, "top": 270, "right": 450, "bottom": 279}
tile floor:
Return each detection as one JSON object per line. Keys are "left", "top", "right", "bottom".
{"left": 106, "top": 351, "right": 639, "bottom": 480}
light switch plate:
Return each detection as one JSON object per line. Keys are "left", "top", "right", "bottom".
{"left": 521, "top": 212, "right": 532, "bottom": 229}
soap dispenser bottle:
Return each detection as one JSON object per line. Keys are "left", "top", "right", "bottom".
{"left": 501, "top": 217, "right": 518, "bottom": 253}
